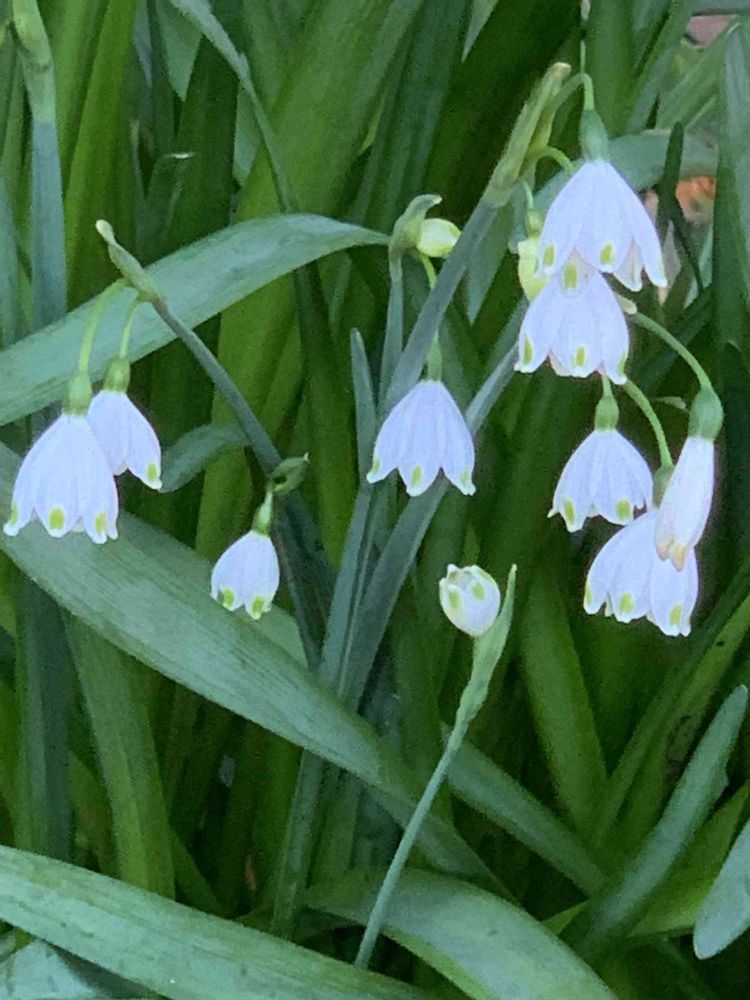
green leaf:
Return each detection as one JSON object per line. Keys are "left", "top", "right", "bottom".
{"left": 0, "top": 444, "right": 489, "bottom": 885}
{"left": 719, "top": 18, "right": 750, "bottom": 309}
{"left": 0, "top": 846, "right": 430, "bottom": 1000}
{"left": 446, "top": 732, "right": 604, "bottom": 895}
{"left": 0, "top": 939, "right": 136, "bottom": 1000}
{"left": 0, "top": 214, "right": 386, "bottom": 427}
{"left": 68, "top": 621, "right": 175, "bottom": 897}
{"left": 159, "top": 423, "right": 245, "bottom": 493}
{"left": 309, "top": 868, "right": 617, "bottom": 1000}
{"left": 565, "top": 687, "right": 748, "bottom": 962}
{"left": 694, "top": 794, "right": 750, "bottom": 957}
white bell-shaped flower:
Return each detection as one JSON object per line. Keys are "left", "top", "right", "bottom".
{"left": 87, "top": 390, "right": 162, "bottom": 489}
{"left": 655, "top": 436, "right": 714, "bottom": 571}
{"left": 584, "top": 509, "right": 698, "bottom": 636}
{"left": 211, "top": 529, "right": 280, "bottom": 620}
{"left": 537, "top": 161, "right": 666, "bottom": 291}
{"left": 4, "top": 413, "right": 118, "bottom": 543}
{"left": 439, "top": 564, "right": 501, "bottom": 637}
{"left": 551, "top": 428, "right": 652, "bottom": 531}
{"left": 516, "top": 256, "right": 629, "bottom": 383}
{"left": 367, "top": 379, "right": 475, "bottom": 497}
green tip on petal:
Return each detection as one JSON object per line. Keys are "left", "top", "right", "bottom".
{"left": 447, "top": 589, "right": 461, "bottom": 611}
{"left": 616, "top": 499, "right": 632, "bottom": 521}
{"left": 573, "top": 346, "right": 587, "bottom": 368}
{"left": 543, "top": 244, "right": 555, "bottom": 267}
{"left": 220, "top": 588, "right": 235, "bottom": 609}
{"left": 619, "top": 593, "right": 635, "bottom": 615}
{"left": 147, "top": 462, "right": 160, "bottom": 485}
{"left": 617, "top": 353, "right": 628, "bottom": 377}
{"left": 471, "top": 582, "right": 485, "bottom": 600}
{"left": 562, "top": 262, "right": 579, "bottom": 291}
{"left": 584, "top": 583, "right": 593, "bottom": 609}
{"left": 522, "top": 335, "right": 534, "bottom": 366}
{"left": 6, "top": 501, "right": 18, "bottom": 527}
{"left": 563, "top": 499, "right": 576, "bottom": 526}
{"left": 600, "top": 242, "right": 616, "bottom": 266}
{"left": 249, "top": 596, "right": 266, "bottom": 620}
{"left": 669, "top": 604, "right": 683, "bottom": 627}
{"left": 48, "top": 507, "right": 65, "bottom": 531}
{"left": 94, "top": 512, "right": 107, "bottom": 536}
{"left": 410, "top": 466, "right": 423, "bottom": 489}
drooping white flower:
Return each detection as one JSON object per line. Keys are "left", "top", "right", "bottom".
{"left": 516, "top": 256, "right": 629, "bottom": 383}
{"left": 211, "top": 529, "right": 280, "bottom": 620}
{"left": 655, "top": 436, "right": 714, "bottom": 571}
{"left": 4, "top": 414, "right": 118, "bottom": 543}
{"left": 551, "top": 428, "right": 652, "bottom": 531}
{"left": 439, "top": 564, "right": 501, "bottom": 637}
{"left": 367, "top": 379, "right": 475, "bottom": 497}
{"left": 537, "top": 160, "right": 666, "bottom": 291}
{"left": 584, "top": 509, "right": 698, "bottom": 636}
{"left": 87, "top": 390, "right": 162, "bottom": 489}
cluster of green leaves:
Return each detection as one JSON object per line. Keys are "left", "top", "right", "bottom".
{"left": 1, "top": 0, "right": 750, "bottom": 998}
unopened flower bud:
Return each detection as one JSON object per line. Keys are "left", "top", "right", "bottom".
{"left": 416, "top": 218, "right": 460, "bottom": 259}
{"left": 439, "top": 564, "right": 501, "bottom": 637}
{"left": 517, "top": 236, "right": 549, "bottom": 301}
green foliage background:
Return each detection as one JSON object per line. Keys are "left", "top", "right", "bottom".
{"left": 1, "top": 0, "right": 750, "bottom": 997}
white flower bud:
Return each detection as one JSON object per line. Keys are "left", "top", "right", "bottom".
{"left": 416, "top": 218, "right": 460, "bottom": 258}
{"left": 439, "top": 564, "right": 501, "bottom": 637}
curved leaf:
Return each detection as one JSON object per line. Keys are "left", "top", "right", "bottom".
{"left": 309, "top": 869, "right": 616, "bottom": 1000}
{"left": 0, "top": 846, "right": 429, "bottom": 1000}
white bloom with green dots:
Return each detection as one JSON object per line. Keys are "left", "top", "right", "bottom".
{"left": 537, "top": 160, "right": 666, "bottom": 291}
{"left": 211, "top": 529, "right": 280, "bottom": 620}
{"left": 367, "top": 379, "right": 475, "bottom": 497}
{"left": 551, "top": 428, "right": 652, "bottom": 531}
{"left": 87, "top": 390, "right": 162, "bottom": 489}
{"left": 439, "top": 564, "right": 501, "bottom": 637}
{"left": 4, "top": 413, "right": 118, "bottom": 543}
{"left": 584, "top": 509, "right": 698, "bottom": 636}
{"left": 516, "top": 255, "right": 629, "bottom": 383}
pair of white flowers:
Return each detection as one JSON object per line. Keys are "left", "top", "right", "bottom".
{"left": 517, "top": 159, "right": 666, "bottom": 383}
{"left": 552, "top": 424, "right": 712, "bottom": 637}
{"left": 4, "top": 383, "right": 161, "bottom": 544}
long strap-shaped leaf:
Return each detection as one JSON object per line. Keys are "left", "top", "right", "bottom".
{"left": 0, "top": 845, "right": 429, "bottom": 1000}
{"left": 0, "top": 444, "right": 489, "bottom": 885}
{"left": 309, "top": 868, "right": 616, "bottom": 1000}
{"left": 0, "top": 213, "right": 386, "bottom": 427}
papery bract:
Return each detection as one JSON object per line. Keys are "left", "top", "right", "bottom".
{"left": 584, "top": 509, "right": 698, "bottom": 636}
{"left": 367, "top": 379, "right": 475, "bottom": 497}
{"left": 211, "top": 529, "right": 280, "bottom": 620}
{"left": 551, "top": 428, "right": 652, "bottom": 531}
{"left": 537, "top": 160, "right": 666, "bottom": 290}
{"left": 87, "top": 390, "right": 162, "bottom": 489}
{"left": 4, "top": 414, "right": 118, "bottom": 543}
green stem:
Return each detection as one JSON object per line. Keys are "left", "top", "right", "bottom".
{"left": 420, "top": 253, "right": 437, "bottom": 290}
{"left": 419, "top": 255, "right": 442, "bottom": 379}
{"left": 76, "top": 281, "right": 122, "bottom": 373}
{"left": 118, "top": 296, "right": 141, "bottom": 359}
{"left": 632, "top": 312, "right": 712, "bottom": 391}
{"left": 532, "top": 145, "right": 575, "bottom": 176}
{"left": 622, "top": 380, "right": 673, "bottom": 471}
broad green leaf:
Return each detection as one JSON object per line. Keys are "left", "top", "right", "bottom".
{"left": 0, "top": 846, "right": 429, "bottom": 1000}
{"left": 309, "top": 868, "right": 617, "bottom": 1000}
{"left": 446, "top": 731, "right": 604, "bottom": 895}
{"left": 0, "top": 939, "right": 135, "bottom": 1000}
{"left": 565, "top": 687, "right": 748, "bottom": 962}
{"left": 0, "top": 215, "right": 386, "bottom": 427}
{"left": 160, "top": 423, "right": 245, "bottom": 493}
{"left": 719, "top": 17, "right": 750, "bottom": 309}
{"left": 0, "top": 444, "right": 489, "bottom": 885}
{"left": 694, "top": 796, "right": 750, "bottom": 957}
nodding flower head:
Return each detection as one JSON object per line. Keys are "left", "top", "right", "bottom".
{"left": 211, "top": 529, "right": 280, "bottom": 620}
{"left": 537, "top": 161, "right": 666, "bottom": 291}
{"left": 87, "top": 389, "right": 162, "bottom": 489}
{"left": 4, "top": 413, "right": 118, "bottom": 544}
{"left": 367, "top": 379, "right": 475, "bottom": 497}
{"left": 584, "top": 509, "right": 698, "bottom": 637}
{"left": 516, "top": 255, "right": 629, "bottom": 383}
{"left": 655, "top": 436, "right": 714, "bottom": 571}
{"left": 439, "top": 564, "right": 501, "bottom": 637}
{"left": 550, "top": 428, "right": 652, "bottom": 532}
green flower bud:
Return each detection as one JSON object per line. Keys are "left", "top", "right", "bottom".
{"left": 62, "top": 371, "right": 93, "bottom": 415}
{"left": 96, "top": 220, "right": 161, "bottom": 304}
{"left": 416, "top": 218, "right": 461, "bottom": 259}
{"left": 269, "top": 454, "right": 309, "bottom": 495}
{"left": 103, "top": 356, "right": 131, "bottom": 393}
{"left": 579, "top": 109, "right": 609, "bottom": 162}
{"left": 594, "top": 393, "right": 619, "bottom": 431}
{"left": 688, "top": 386, "right": 723, "bottom": 441}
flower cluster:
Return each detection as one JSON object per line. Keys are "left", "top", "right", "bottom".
{"left": 4, "top": 360, "right": 161, "bottom": 545}
{"left": 513, "top": 116, "right": 721, "bottom": 637}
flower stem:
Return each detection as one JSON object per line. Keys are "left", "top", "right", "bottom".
{"left": 622, "top": 379, "right": 673, "bottom": 471}
{"left": 419, "top": 255, "right": 442, "bottom": 379}
{"left": 632, "top": 312, "right": 712, "bottom": 391}
{"left": 76, "top": 280, "right": 122, "bottom": 373}
{"left": 532, "top": 145, "right": 575, "bottom": 176}
{"left": 118, "top": 297, "right": 141, "bottom": 359}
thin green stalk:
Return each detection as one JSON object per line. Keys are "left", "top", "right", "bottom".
{"left": 118, "top": 297, "right": 141, "bottom": 360}
{"left": 355, "top": 569, "right": 516, "bottom": 969}
{"left": 632, "top": 311, "right": 712, "bottom": 391}
{"left": 77, "top": 281, "right": 122, "bottom": 373}
{"left": 621, "top": 379, "right": 673, "bottom": 470}
{"left": 532, "top": 145, "right": 575, "bottom": 175}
